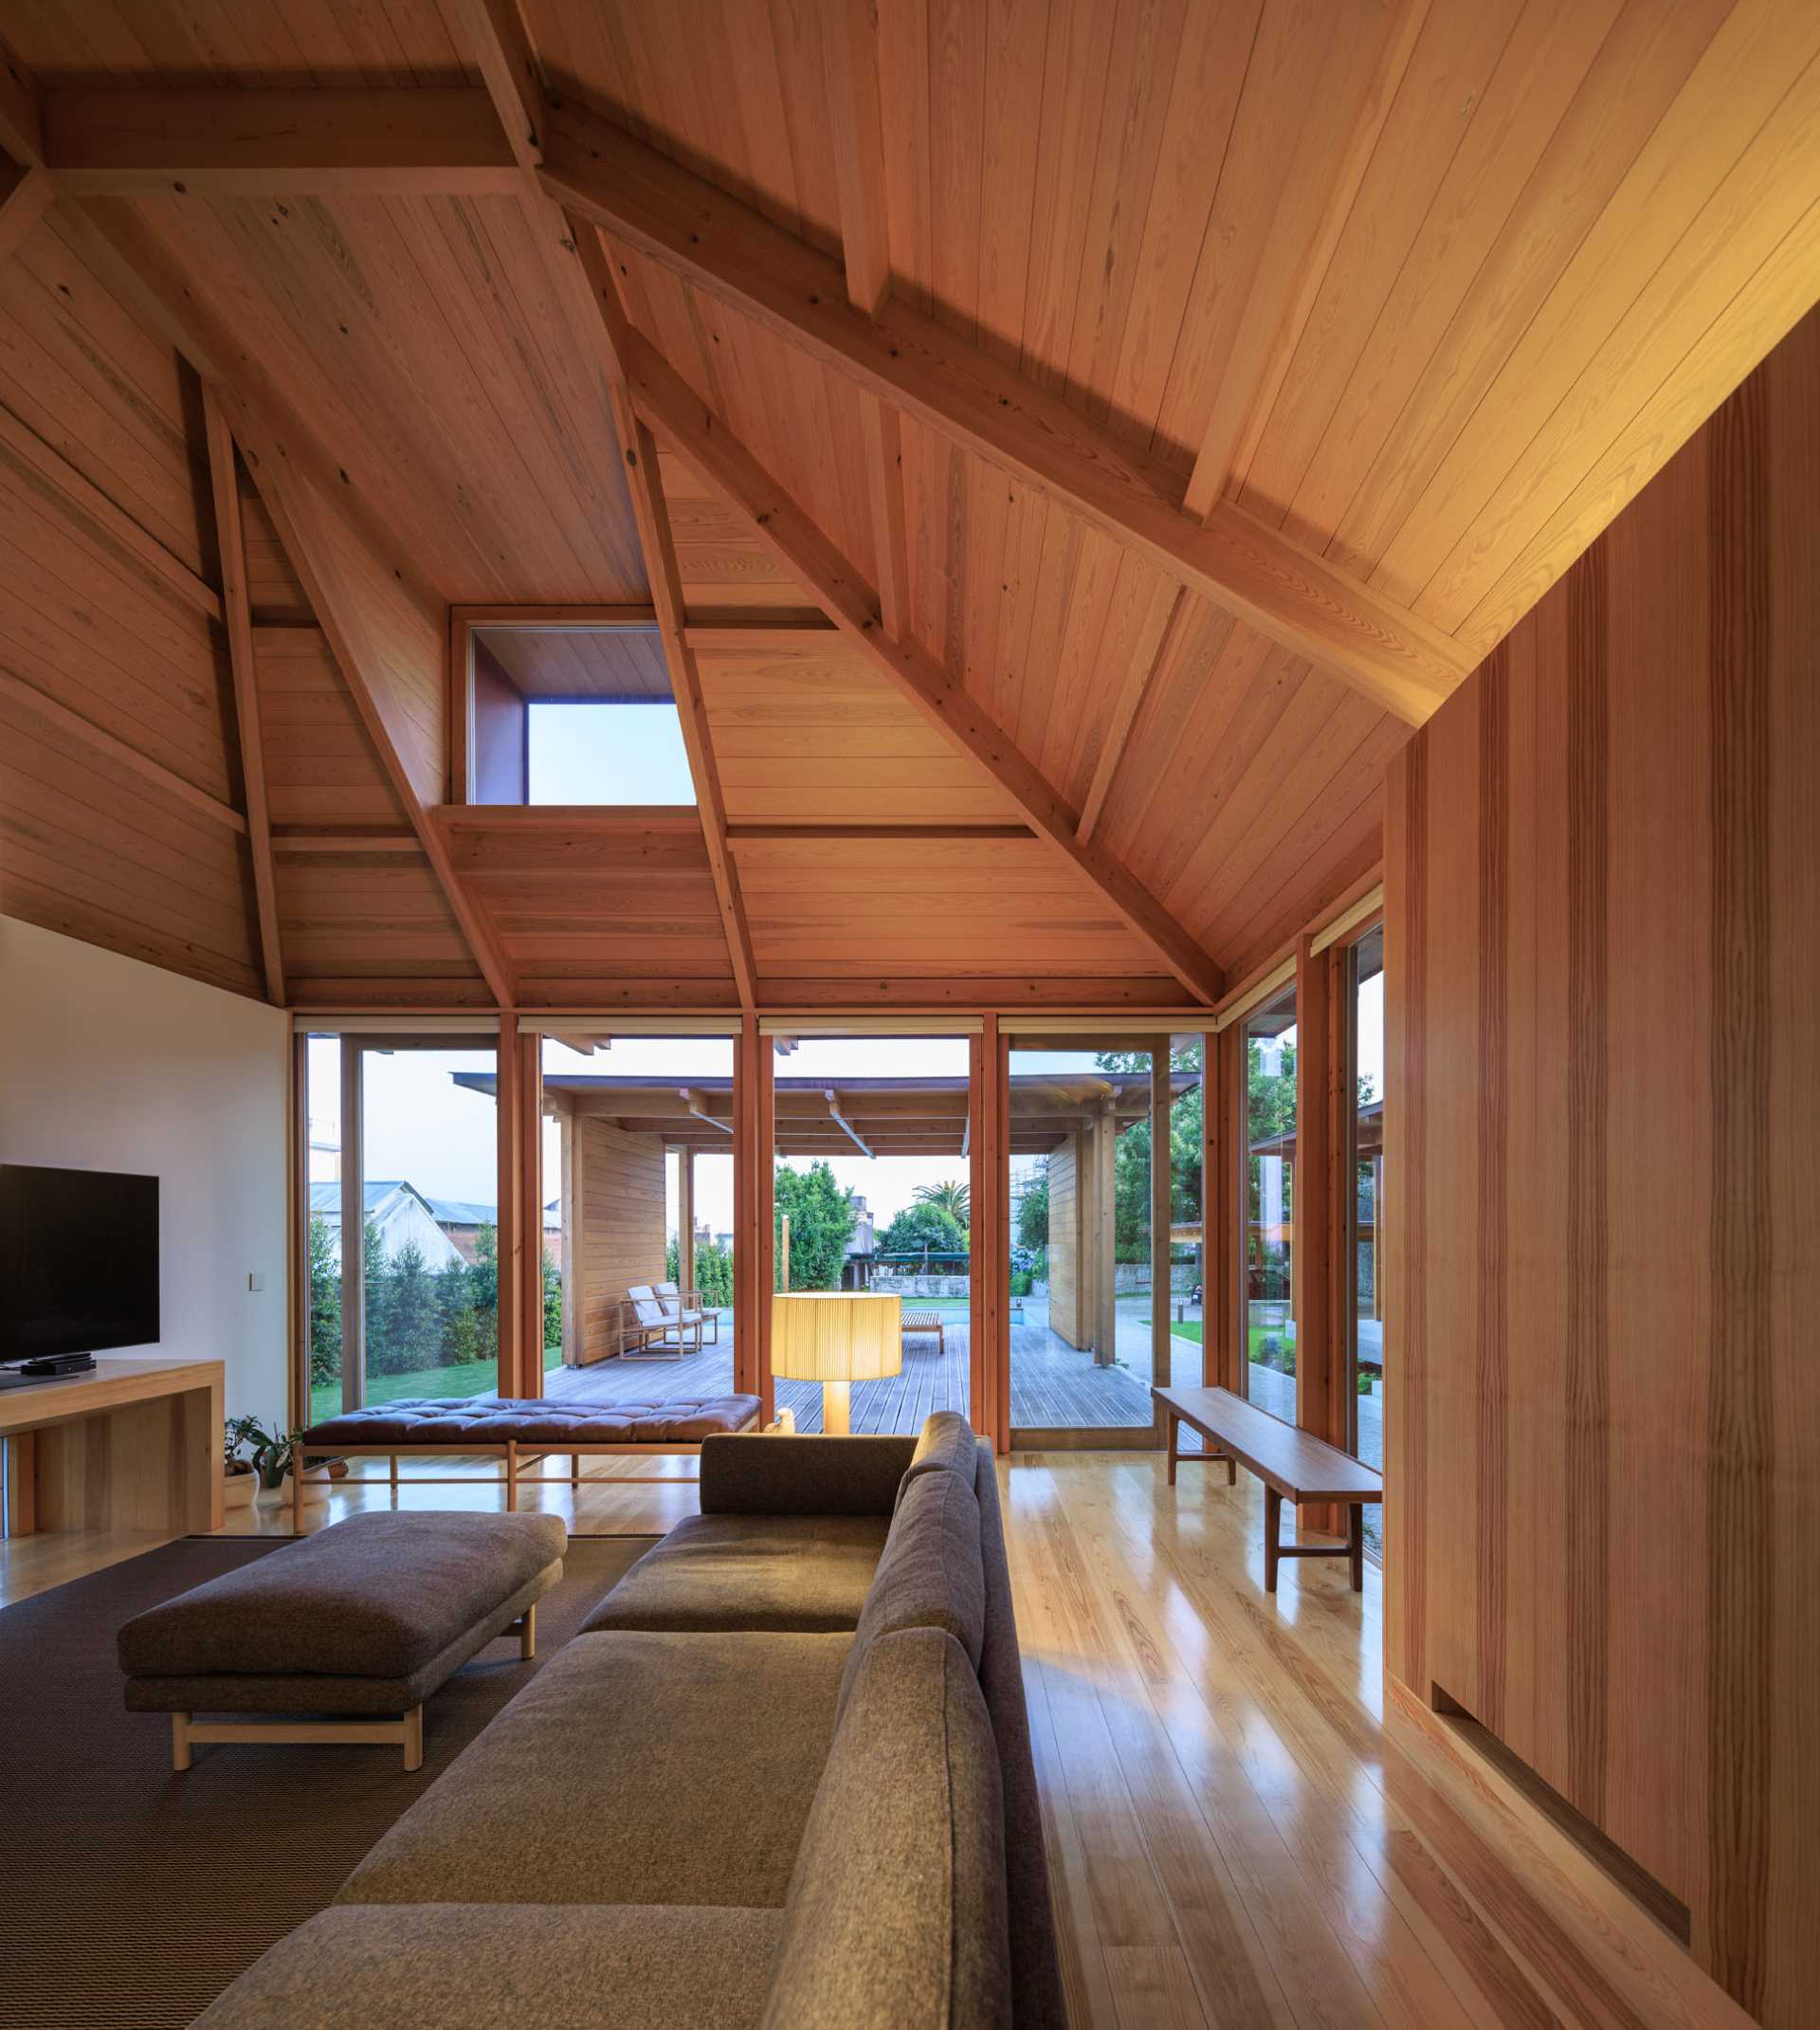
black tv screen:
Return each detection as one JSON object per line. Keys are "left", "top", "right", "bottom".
{"left": 0, "top": 1165, "right": 160, "bottom": 1361}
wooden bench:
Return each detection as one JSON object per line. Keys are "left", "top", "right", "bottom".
{"left": 1152, "top": 1383, "right": 1383, "bottom": 1594}
{"left": 901, "top": 1309, "right": 946, "bottom": 1355}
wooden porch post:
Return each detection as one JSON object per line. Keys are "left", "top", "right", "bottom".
{"left": 1151, "top": 1038, "right": 1173, "bottom": 1435}
{"left": 518, "top": 1031, "right": 544, "bottom": 1392}
{"left": 338, "top": 1038, "right": 364, "bottom": 1414}
{"left": 678, "top": 1146, "right": 695, "bottom": 1297}
{"left": 496, "top": 1014, "right": 521, "bottom": 1398}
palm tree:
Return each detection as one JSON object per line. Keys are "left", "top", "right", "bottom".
{"left": 913, "top": 1179, "right": 970, "bottom": 1226}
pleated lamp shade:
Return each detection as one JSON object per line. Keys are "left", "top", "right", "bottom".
{"left": 770, "top": 1292, "right": 903, "bottom": 1382}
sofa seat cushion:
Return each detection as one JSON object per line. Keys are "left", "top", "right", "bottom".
{"left": 193, "top": 1902, "right": 785, "bottom": 2030}
{"left": 300, "top": 1395, "right": 758, "bottom": 1448}
{"left": 839, "top": 1466, "right": 985, "bottom": 1714}
{"left": 761, "top": 1628, "right": 1010, "bottom": 2030}
{"left": 582, "top": 1512, "right": 890, "bottom": 1636}
{"left": 118, "top": 1511, "right": 566, "bottom": 1683}
{"left": 340, "top": 1631, "right": 851, "bottom": 1911}
{"left": 899, "top": 1411, "right": 982, "bottom": 1499}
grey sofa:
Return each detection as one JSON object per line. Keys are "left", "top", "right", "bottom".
{"left": 193, "top": 1412, "right": 1065, "bottom": 2030}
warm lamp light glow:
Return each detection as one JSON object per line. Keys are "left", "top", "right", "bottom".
{"left": 771, "top": 1292, "right": 902, "bottom": 1435}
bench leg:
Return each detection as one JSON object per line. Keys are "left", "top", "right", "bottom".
{"left": 1265, "top": 1487, "right": 1282, "bottom": 1593}
{"left": 1349, "top": 1505, "right": 1365, "bottom": 1592}
{"left": 505, "top": 1442, "right": 518, "bottom": 1513}
{"left": 403, "top": 1705, "right": 424, "bottom": 1773}
{"left": 519, "top": 1602, "right": 537, "bottom": 1661}
{"left": 1166, "top": 1413, "right": 1178, "bottom": 1486}
{"left": 572, "top": 1453, "right": 581, "bottom": 1488}
{"left": 172, "top": 1712, "right": 192, "bottom": 1772}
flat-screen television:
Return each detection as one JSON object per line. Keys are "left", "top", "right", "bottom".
{"left": 0, "top": 1164, "right": 160, "bottom": 1361}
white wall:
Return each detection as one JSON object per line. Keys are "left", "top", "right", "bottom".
{"left": 0, "top": 918, "right": 289, "bottom": 1422}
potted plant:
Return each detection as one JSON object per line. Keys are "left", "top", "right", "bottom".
{"left": 228, "top": 1415, "right": 303, "bottom": 1505}
{"left": 222, "top": 1417, "right": 257, "bottom": 1509}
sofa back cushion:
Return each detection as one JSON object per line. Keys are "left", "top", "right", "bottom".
{"left": 899, "top": 1410, "right": 979, "bottom": 1501}
{"left": 839, "top": 1463, "right": 985, "bottom": 1716}
{"left": 762, "top": 1627, "right": 1010, "bottom": 2030}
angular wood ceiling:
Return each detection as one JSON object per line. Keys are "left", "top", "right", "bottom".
{"left": 2, "top": 0, "right": 1816, "bottom": 1013}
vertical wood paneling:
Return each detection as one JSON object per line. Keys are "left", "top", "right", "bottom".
{"left": 1475, "top": 640, "right": 1509, "bottom": 1738}
{"left": 1563, "top": 542, "right": 1609, "bottom": 1824}
{"left": 1387, "top": 305, "right": 1820, "bottom": 2023}
{"left": 1703, "top": 357, "right": 1774, "bottom": 2016}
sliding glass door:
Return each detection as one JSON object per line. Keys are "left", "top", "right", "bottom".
{"left": 303, "top": 1034, "right": 499, "bottom": 1421}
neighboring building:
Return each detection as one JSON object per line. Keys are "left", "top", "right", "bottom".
{"left": 307, "top": 1180, "right": 463, "bottom": 1272}
{"left": 846, "top": 1194, "right": 875, "bottom": 1257}
{"left": 307, "top": 1180, "right": 561, "bottom": 1271}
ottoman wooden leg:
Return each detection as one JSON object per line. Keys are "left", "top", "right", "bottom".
{"left": 403, "top": 1705, "right": 424, "bottom": 1772}
{"left": 572, "top": 1453, "right": 580, "bottom": 1488}
{"left": 505, "top": 1442, "right": 518, "bottom": 1513}
{"left": 172, "top": 1712, "right": 192, "bottom": 1771}
{"left": 519, "top": 1603, "right": 537, "bottom": 1660}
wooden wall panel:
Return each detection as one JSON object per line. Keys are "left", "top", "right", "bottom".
{"left": 574, "top": 1117, "right": 666, "bottom": 1363}
{"left": 1386, "top": 306, "right": 1820, "bottom": 2023}
{"left": 1045, "top": 1131, "right": 1081, "bottom": 1351}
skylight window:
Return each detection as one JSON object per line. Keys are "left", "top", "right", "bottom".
{"left": 460, "top": 617, "right": 698, "bottom": 808}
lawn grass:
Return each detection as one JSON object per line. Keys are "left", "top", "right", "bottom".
{"left": 309, "top": 1357, "right": 500, "bottom": 1426}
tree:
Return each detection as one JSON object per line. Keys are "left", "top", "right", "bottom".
{"left": 668, "top": 1234, "right": 734, "bottom": 1308}
{"left": 773, "top": 1161, "right": 856, "bottom": 1289}
{"left": 879, "top": 1199, "right": 965, "bottom": 1264}
{"left": 541, "top": 1247, "right": 562, "bottom": 1359}
{"left": 912, "top": 1179, "right": 970, "bottom": 1228}
{"left": 306, "top": 1213, "right": 340, "bottom": 1389}
{"left": 371, "top": 1236, "right": 438, "bottom": 1376}
{"left": 1015, "top": 1167, "right": 1049, "bottom": 1250}
{"left": 1095, "top": 1048, "right": 1205, "bottom": 1260}
{"left": 468, "top": 1222, "right": 500, "bottom": 1362}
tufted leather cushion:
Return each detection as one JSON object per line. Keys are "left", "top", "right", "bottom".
{"left": 300, "top": 1395, "right": 760, "bottom": 1448}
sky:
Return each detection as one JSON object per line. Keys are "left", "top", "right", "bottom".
{"left": 526, "top": 702, "right": 697, "bottom": 804}
{"left": 307, "top": 991, "right": 1382, "bottom": 1247}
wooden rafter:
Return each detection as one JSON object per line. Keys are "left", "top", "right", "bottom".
{"left": 0, "top": 668, "right": 245, "bottom": 833}
{"left": 202, "top": 388, "right": 283, "bottom": 1005}
{"left": 38, "top": 87, "right": 519, "bottom": 195}
{"left": 563, "top": 215, "right": 757, "bottom": 1012}
{"left": 821, "top": 0, "right": 891, "bottom": 318}
{"left": 826, "top": 1089, "right": 874, "bottom": 1158}
{"left": 572, "top": 272, "right": 1224, "bottom": 1005}
{"left": 242, "top": 447, "right": 515, "bottom": 1009}
{"left": 0, "top": 39, "right": 43, "bottom": 168}
{"left": 0, "top": 163, "right": 50, "bottom": 263}
{"left": 0, "top": 403, "right": 221, "bottom": 622}
{"left": 1077, "top": 589, "right": 1190, "bottom": 846}
{"left": 538, "top": 99, "right": 1473, "bottom": 725}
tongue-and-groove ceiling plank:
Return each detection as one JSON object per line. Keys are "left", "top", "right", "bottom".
{"left": 87, "top": 186, "right": 646, "bottom": 603}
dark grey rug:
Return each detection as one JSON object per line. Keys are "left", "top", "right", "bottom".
{"left": 0, "top": 1532, "right": 656, "bottom": 2028}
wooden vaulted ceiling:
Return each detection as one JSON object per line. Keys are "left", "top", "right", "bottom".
{"left": 2, "top": 0, "right": 1817, "bottom": 1015}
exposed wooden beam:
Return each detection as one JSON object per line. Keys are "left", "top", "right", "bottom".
{"left": 0, "top": 37, "right": 44, "bottom": 168}
{"left": 682, "top": 621, "right": 841, "bottom": 651}
{"left": 0, "top": 668, "right": 246, "bottom": 832}
{"left": 0, "top": 163, "right": 50, "bottom": 263}
{"left": 40, "top": 86, "right": 519, "bottom": 195}
{"left": 1077, "top": 589, "right": 1189, "bottom": 845}
{"left": 859, "top": 393, "right": 910, "bottom": 638}
{"left": 681, "top": 1088, "right": 734, "bottom": 1135}
{"left": 203, "top": 389, "right": 284, "bottom": 1005}
{"left": 445, "top": 0, "right": 545, "bottom": 173}
{"left": 565, "top": 210, "right": 757, "bottom": 1013}
{"left": 228, "top": 439, "right": 514, "bottom": 1006}
{"left": 272, "top": 831, "right": 418, "bottom": 853}
{"left": 539, "top": 101, "right": 1473, "bottom": 724}
{"left": 593, "top": 311, "right": 1226, "bottom": 1006}
{"left": 728, "top": 823, "right": 1033, "bottom": 841}
{"left": 826, "top": 1088, "right": 875, "bottom": 1159}
{"left": 0, "top": 400, "right": 222, "bottom": 621}
{"left": 821, "top": 0, "right": 891, "bottom": 318}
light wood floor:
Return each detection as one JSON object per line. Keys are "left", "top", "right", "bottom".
{"left": 1, "top": 1454, "right": 1749, "bottom": 2028}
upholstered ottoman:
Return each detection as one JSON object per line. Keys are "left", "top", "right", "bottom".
{"left": 118, "top": 1510, "right": 567, "bottom": 1771}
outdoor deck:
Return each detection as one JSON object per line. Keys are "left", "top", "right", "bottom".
{"left": 540, "top": 1302, "right": 1188, "bottom": 1435}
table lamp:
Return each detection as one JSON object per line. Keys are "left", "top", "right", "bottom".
{"left": 770, "top": 1291, "right": 901, "bottom": 1435}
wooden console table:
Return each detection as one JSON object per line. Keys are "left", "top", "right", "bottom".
{"left": 0, "top": 1356, "right": 223, "bottom": 1538}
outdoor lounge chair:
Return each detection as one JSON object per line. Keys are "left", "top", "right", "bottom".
{"left": 656, "top": 1281, "right": 720, "bottom": 1345}
{"left": 621, "top": 1285, "right": 700, "bottom": 1361}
